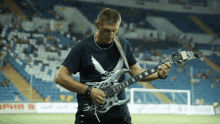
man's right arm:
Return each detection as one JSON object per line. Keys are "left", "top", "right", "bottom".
{"left": 55, "top": 65, "right": 106, "bottom": 105}
{"left": 55, "top": 65, "right": 88, "bottom": 95}
{"left": 55, "top": 65, "right": 106, "bottom": 104}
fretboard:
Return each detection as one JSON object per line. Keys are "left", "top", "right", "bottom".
{"left": 112, "top": 61, "right": 171, "bottom": 93}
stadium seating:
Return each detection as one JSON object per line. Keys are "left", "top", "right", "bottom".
{"left": 76, "top": 2, "right": 156, "bottom": 29}
{"left": 195, "top": 44, "right": 220, "bottom": 50}
{"left": 75, "top": 1, "right": 207, "bottom": 33}
{"left": 1, "top": 27, "right": 144, "bottom": 102}
{"left": 1, "top": 0, "right": 220, "bottom": 105}
{"left": 14, "top": 0, "right": 79, "bottom": 19}
{"left": 0, "top": 3, "right": 11, "bottom": 14}
{"left": 194, "top": 43, "right": 220, "bottom": 66}
{"left": 206, "top": 55, "right": 220, "bottom": 67}
{"left": 151, "top": 57, "right": 220, "bottom": 105}
{"left": 2, "top": 27, "right": 220, "bottom": 105}
{"left": 14, "top": 0, "right": 215, "bottom": 35}
{"left": 0, "top": 70, "right": 27, "bottom": 102}
{"left": 3, "top": 29, "right": 75, "bottom": 101}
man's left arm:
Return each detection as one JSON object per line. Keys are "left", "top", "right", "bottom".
{"left": 123, "top": 38, "right": 171, "bottom": 81}
{"left": 128, "top": 59, "right": 171, "bottom": 82}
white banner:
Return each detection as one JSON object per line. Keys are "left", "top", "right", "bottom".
{"left": 128, "top": 104, "right": 215, "bottom": 115}
{"left": 36, "top": 103, "right": 78, "bottom": 113}
{"left": 190, "top": 105, "right": 215, "bottom": 115}
{"left": 215, "top": 107, "right": 220, "bottom": 115}
{"left": 0, "top": 103, "right": 214, "bottom": 115}
{"left": 0, "top": 103, "right": 37, "bottom": 113}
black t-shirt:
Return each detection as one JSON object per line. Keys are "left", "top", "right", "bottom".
{"left": 62, "top": 33, "right": 137, "bottom": 119}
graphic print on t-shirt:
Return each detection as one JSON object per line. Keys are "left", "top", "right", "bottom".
{"left": 61, "top": 34, "right": 137, "bottom": 119}
{"left": 91, "top": 55, "right": 123, "bottom": 80}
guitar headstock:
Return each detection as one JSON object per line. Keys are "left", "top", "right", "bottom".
{"left": 170, "top": 51, "right": 200, "bottom": 65}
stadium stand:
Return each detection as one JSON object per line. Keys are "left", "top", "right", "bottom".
{"left": 13, "top": 0, "right": 218, "bottom": 35}
{"left": 0, "top": 70, "right": 27, "bottom": 102}
{"left": 169, "top": 0, "right": 208, "bottom": 7}
{"left": 0, "top": 0, "right": 219, "bottom": 106}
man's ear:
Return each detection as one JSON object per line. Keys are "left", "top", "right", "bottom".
{"left": 95, "top": 20, "right": 99, "bottom": 29}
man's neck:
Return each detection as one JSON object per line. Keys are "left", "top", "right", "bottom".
{"left": 94, "top": 32, "right": 114, "bottom": 49}
{"left": 94, "top": 32, "right": 111, "bottom": 45}
{"left": 94, "top": 32, "right": 103, "bottom": 44}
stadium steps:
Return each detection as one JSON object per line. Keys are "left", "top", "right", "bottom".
{"left": 1, "top": 62, "right": 44, "bottom": 102}
{"left": 188, "top": 15, "right": 218, "bottom": 38}
{"left": 139, "top": 81, "right": 172, "bottom": 104}
{"left": 3, "top": 0, "right": 29, "bottom": 22}
{"left": 203, "top": 56, "right": 220, "bottom": 72}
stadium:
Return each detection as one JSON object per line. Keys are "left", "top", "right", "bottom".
{"left": 0, "top": 0, "right": 220, "bottom": 124}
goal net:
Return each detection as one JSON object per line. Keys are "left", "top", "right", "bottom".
{"left": 125, "top": 88, "right": 191, "bottom": 115}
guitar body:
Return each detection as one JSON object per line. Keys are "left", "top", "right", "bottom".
{"left": 81, "top": 68, "right": 130, "bottom": 119}
{"left": 79, "top": 51, "right": 199, "bottom": 122}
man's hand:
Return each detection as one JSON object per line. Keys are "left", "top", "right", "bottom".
{"left": 90, "top": 87, "right": 106, "bottom": 105}
{"left": 157, "top": 58, "right": 172, "bottom": 79}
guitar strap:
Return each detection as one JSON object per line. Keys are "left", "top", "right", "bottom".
{"left": 114, "top": 36, "right": 130, "bottom": 70}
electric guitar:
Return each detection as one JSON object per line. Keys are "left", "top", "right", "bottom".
{"left": 81, "top": 51, "right": 200, "bottom": 122}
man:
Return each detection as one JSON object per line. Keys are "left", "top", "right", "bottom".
{"left": 60, "top": 94, "right": 66, "bottom": 102}
{"left": 0, "top": 50, "right": 7, "bottom": 69}
{"left": 137, "top": 97, "right": 142, "bottom": 104}
{"left": 66, "top": 94, "right": 74, "bottom": 102}
{"left": 200, "top": 98, "right": 204, "bottom": 105}
{"left": 14, "top": 93, "right": 21, "bottom": 103}
{"left": 1, "top": 79, "right": 5, "bottom": 86}
{"left": 55, "top": 8, "right": 171, "bottom": 124}
{"left": 195, "top": 98, "right": 200, "bottom": 105}
{"left": 45, "top": 95, "right": 50, "bottom": 102}
{"left": 213, "top": 101, "right": 218, "bottom": 115}
{"left": 5, "top": 79, "right": 10, "bottom": 87}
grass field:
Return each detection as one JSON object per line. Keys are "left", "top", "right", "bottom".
{"left": 0, "top": 114, "right": 219, "bottom": 124}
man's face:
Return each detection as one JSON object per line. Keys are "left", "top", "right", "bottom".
{"left": 98, "top": 20, "right": 120, "bottom": 44}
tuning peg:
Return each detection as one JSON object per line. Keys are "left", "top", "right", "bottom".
{"left": 194, "top": 52, "right": 200, "bottom": 58}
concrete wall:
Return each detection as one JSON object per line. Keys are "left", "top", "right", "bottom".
{"left": 147, "top": 16, "right": 182, "bottom": 34}
{"left": 54, "top": 5, "right": 97, "bottom": 34}
{"left": 79, "top": 0, "right": 220, "bottom": 14}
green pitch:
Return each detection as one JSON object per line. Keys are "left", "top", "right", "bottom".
{"left": 0, "top": 114, "right": 219, "bottom": 124}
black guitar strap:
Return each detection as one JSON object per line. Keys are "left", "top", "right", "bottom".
{"left": 114, "top": 36, "right": 130, "bottom": 70}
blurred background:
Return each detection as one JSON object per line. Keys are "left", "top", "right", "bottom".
{"left": 0, "top": 0, "right": 220, "bottom": 123}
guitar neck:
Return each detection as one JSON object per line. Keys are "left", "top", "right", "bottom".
{"left": 112, "top": 60, "right": 173, "bottom": 93}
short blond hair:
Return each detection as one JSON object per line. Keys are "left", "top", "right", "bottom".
{"left": 96, "top": 8, "right": 121, "bottom": 26}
